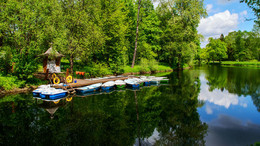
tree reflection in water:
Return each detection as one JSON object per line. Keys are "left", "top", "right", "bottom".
{"left": 0, "top": 70, "right": 208, "bottom": 145}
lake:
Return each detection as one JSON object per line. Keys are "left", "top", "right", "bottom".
{"left": 0, "top": 65, "right": 259, "bottom": 146}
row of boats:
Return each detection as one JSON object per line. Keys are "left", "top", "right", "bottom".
{"left": 33, "top": 76, "right": 169, "bottom": 100}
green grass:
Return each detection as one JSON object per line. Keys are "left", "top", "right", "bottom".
{"left": 220, "top": 61, "right": 260, "bottom": 65}
{"left": 123, "top": 65, "right": 141, "bottom": 73}
{"left": 208, "top": 60, "right": 260, "bottom": 66}
{"left": 123, "top": 64, "right": 172, "bottom": 74}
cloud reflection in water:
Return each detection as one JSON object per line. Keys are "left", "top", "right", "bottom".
{"left": 205, "top": 114, "right": 260, "bottom": 146}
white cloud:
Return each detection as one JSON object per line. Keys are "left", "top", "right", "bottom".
{"left": 198, "top": 10, "right": 238, "bottom": 39}
{"left": 198, "top": 75, "right": 239, "bottom": 109}
{"left": 198, "top": 10, "right": 239, "bottom": 47}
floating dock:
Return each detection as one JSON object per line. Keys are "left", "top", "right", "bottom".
{"left": 53, "top": 76, "right": 130, "bottom": 90}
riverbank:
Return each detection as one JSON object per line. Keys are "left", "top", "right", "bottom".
{"left": 0, "top": 64, "right": 175, "bottom": 96}
{"left": 208, "top": 61, "right": 260, "bottom": 66}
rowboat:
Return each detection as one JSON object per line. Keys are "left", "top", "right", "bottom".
{"left": 124, "top": 79, "right": 140, "bottom": 88}
{"left": 75, "top": 83, "right": 102, "bottom": 94}
{"left": 101, "top": 81, "right": 115, "bottom": 91}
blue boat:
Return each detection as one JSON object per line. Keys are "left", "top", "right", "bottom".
{"left": 124, "top": 79, "right": 140, "bottom": 88}
{"left": 32, "top": 85, "right": 53, "bottom": 97}
{"left": 75, "top": 83, "right": 102, "bottom": 94}
{"left": 144, "top": 81, "right": 151, "bottom": 86}
{"left": 101, "top": 81, "right": 115, "bottom": 91}
{"left": 40, "top": 89, "right": 68, "bottom": 100}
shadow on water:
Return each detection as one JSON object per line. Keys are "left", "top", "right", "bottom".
{"left": 2, "top": 65, "right": 259, "bottom": 145}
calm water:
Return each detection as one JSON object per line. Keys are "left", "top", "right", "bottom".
{"left": 0, "top": 65, "right": 259, "bottom": 146}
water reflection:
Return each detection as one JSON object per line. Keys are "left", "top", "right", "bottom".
{"left": 196, "top": 65, "right": 260, "bottom": 145}
{"left": 0, "top": 65, "right": 259, "bottom": 145}
{"left": 206, "top": 114, "right": 260, "bottom": 146}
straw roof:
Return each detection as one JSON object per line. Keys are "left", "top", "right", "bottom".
{"left": 40, "top": 46, "right": 64, "bottom": 57}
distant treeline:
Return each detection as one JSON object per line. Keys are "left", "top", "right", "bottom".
{"left": 199, "top": 27, "right": 260, "bottom": 63}
{"left": 0, "top": 0, "right": 206, "bottom": 80}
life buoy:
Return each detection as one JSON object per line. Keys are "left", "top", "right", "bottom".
{"left": 66, "top": 75, "right": 73, "bottom": 83}
{"left": 54, "top": 100, "right": 60, "bottom": 104}
{"left": 52, "top": 73, "right": 56, "bottom": 79}
{"left": 53, "top": 77, "right": 60, "bottom": 84}
{"left": 66, "top": 97, "right": 72, "bottom": 102}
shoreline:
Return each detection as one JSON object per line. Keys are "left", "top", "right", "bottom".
{"left": 0, "top": 66, "right": 193, "bottom": 97}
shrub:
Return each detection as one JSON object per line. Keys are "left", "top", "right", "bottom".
{"left": 88, "top": 63, "right": 112, "bottom": 77}
{"left": 148, "top": 59, "right": 159, "bottom": 72}
{"left": 0, "top": 74, "right": 26, "bottom": 91}
{"left": 139, "top": 58, "right": 151, "bottom": 73}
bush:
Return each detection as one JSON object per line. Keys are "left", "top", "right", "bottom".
{"left": 148, "top": 59, "right": 159, "bottom": 72}
{"left": 139, "top": 58, "right": 151, "bottom": 73}
{"left": 88, "top": 63, "right": 112, "bottom": 77}
{"left": 0, "top": 74, "right": 26, "bottom": 91}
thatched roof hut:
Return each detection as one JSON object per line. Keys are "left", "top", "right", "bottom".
{"left": 40, "top": 46, "right": 64, "bottom": 73}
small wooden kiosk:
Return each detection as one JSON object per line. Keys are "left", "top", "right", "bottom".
{"left": 40, "top": 46, "right": 64, "bottom": 73}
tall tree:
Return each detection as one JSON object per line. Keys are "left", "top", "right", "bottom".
{"left": 131, "top": 0, "right": 141, "bottom": 68}
{"left": 157, "top": 0, "right": 207, "bottom": 68}
{"left": 136, "top": 0, "right": 162, "bottom": 61}
{"left": 206, "top": 37, "right": 227, "bottom": 63}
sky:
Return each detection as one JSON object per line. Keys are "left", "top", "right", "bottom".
{"left": 198, "top": 0, "right": 256, "bottom": 48}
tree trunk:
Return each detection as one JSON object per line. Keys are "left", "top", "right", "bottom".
{"left": 131, "top": 0, "right": 141, "bottom": 68}
{"left": 177, "top": 54, "right": 181, "bottom": 69}
{"left": 70, "top": 54, "right": 74, "bottom": 75}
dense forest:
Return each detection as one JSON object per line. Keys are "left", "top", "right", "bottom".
{"left": 199, "top": 25, "right": 260, "bottom": 63}
{"left": 0, "top": 0, "right": 206, "bottom": 81}
{"left": 0, "top": 0, "right": 259, "bottom": 83}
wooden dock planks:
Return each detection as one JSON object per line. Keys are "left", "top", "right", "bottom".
{"left": 53, "top": 77, "right": 130, "bottom": 89}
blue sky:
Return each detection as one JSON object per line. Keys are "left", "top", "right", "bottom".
{"left": 198, "top": 0, "right": 256, "bottom": 47}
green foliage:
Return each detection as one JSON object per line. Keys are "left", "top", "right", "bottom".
{"left": 139, "top": 58, "right": 151, "bottom": 73}
{"left": 89, "top": 63, "right": 112, "bottom": 77}
{"left": 0, "top": 75, "right": 25, "bottom": 91}
{"left": 157, "top": 0, "right": 207, "bottom": 68}
{"left": 206, "top": 37, "right": 228, "bottom": 62}
{"left": 224, "top": 29, "right": 260, "bottom": 61}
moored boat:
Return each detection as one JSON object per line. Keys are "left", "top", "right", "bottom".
{"left": 101, "top": 81, "right": 115, "bottom": 91}
{"left": 40, "top": 89, "right": 68, "bottom": 100}
{"left": 75, "top": 83, "right": 102, "bottom": 94}
{"left": 124, "top": 79, "right": 140, "bottom": 88}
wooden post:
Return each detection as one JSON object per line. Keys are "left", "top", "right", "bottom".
{"left": 45, "top": 69, "right": 49, "bottom": 80}
{"left": 66, "top": 68, "right": 69, "bottom": 77}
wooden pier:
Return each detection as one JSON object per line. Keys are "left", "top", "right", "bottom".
{"left": 53, "top": 76, "right": 131, "bottom": 90}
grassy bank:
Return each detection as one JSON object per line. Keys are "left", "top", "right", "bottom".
{"left": 203, "top": 60, "right": 260, "bottom": 66}
{"left": 60, "top": 59, "right": 174, "bottom": 78}
{"left": 220, "top": 61, "right": 260, "bottom": 66}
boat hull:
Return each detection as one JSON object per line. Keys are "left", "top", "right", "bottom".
{"left": 76, "top": 87, "right": 100, "bottom": 94}
{"left": 40, "top": 92, "right": 67, "bottom": 100}
{"left": 150, "top": 80, "right": 159, "bottom": 84}
{"left": 101, "top": 86, "right": 114, "bottom": 91}
{"left": 127, "top": 84, "right": 140, "bottom": 88}
{"left": 144, "top": 81, "right": 151, "bottom": 86}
